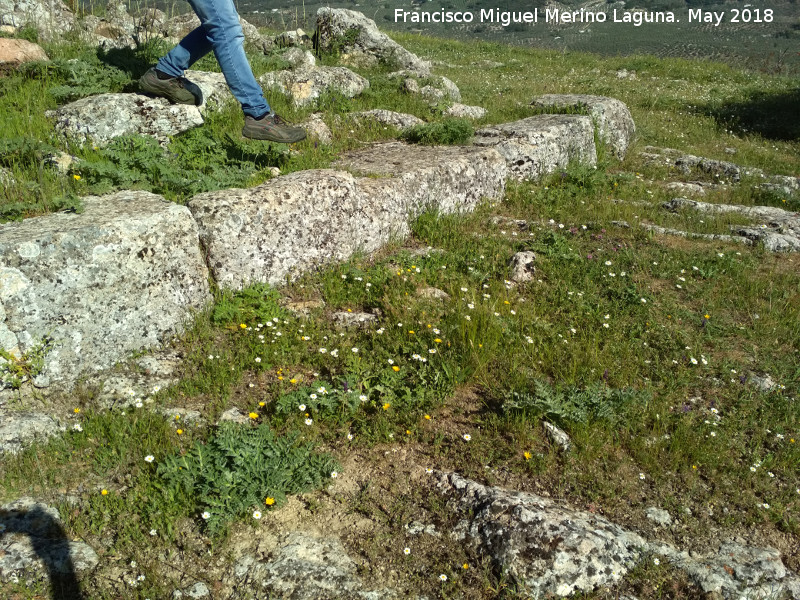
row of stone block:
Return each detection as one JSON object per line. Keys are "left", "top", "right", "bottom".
{"left": 0, "top": 112, "right": 604, "bottom": 392}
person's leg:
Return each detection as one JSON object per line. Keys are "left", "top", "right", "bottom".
{"left": 155, "top": 26, "right": 213, "bottom": 78}
{"left": 186, "top": 0, "right": 270, "bottom": 118}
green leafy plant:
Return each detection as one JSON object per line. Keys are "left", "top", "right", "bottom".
{"left": 156, "top": 422, "right": 339, "bottom": 534}
{"left": 0, "top": 335, "right": 54, "bottom": 389}
{"left": 503, "top": 380, "right": 646, "bottom": 427}
{"left": 212, "top": 284, "right": 285, "bottom": 325}
{"left": 400, "top": 118, "right": 473, "bottom": 145}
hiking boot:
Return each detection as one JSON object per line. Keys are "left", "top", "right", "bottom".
{"left": 138, "top": 67, "right": 200, "bottom": 105}
{"left": 243, "top": 113, "right": 307, "bottom": 144}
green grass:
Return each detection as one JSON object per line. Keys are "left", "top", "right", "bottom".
{"left": 1, "top": 14, "right": 799, "bottom": 600}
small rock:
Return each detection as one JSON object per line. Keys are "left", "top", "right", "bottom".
{"left": 0, "top": 412, "right": 61, "bottom": 455}
{"left": 417, "top": 287, "right": 450, "bottom": 300}
{"left": 0, "top": 167, "right": 14, "bottom": 185}
{"left": 748, "top": 373, "right": 776, "bottom": 392}
{"left": 218, "top": 408, "right": 249, "bottom": 425}
{"left": 299, "top": 113, "right": 332, "bottom": 145}
{"left": 160, "top": 408, "right": 202, "bottom": 424}
{"left": 44, "top": 151, "right": 80, "bottom": 174}
{"left": 405, "top": 521, "right": 440, "bottom": 537}
{"left": 173, "top": 582, "right": 210, "bottom": 598}
{"left": 444, "top": 103, "right": 487, "bottom": 119}
{"left": 282, "top": 299, "right": 325, "bottom": 317}
{"left": 645, "top": 507, "right": 673, "bottom": 526}
{"left": 664, "top": 181, "right": 707, "bottom": 196}
{"left": 274, "top": 28, "right": 312, "bottom": 48}
{"left": 331, "top": 311, "right": 377, "bottom": 328}
{"left": 542, "top": 420, "right": 571, "bottom": 452}
{"left": 282, "top": 47, "right": 315, "bottom": 70}
{"left": 509, "top": 251, "right": 536, "bottom": 283}
{"left": 0, "top": 38, "right": 49, "bottom": 72}
{"left": 350, "top": 109, "right": 423, "bottom": 131}
{"left": 403, "top": 78, "right": 420, "bottom": 94}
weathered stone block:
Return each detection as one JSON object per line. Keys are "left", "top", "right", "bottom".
{"left": 49, "top": 93, "right": 203, "bottom": 146}
{"left": 189, "top": 143, "right": 506, "bottom": 289}
{"left": 530, "top": 94, "right": 635, "bottom": 159}
{"left": 473, "top": 114, "right": 597, "bottom": 181}
{"left": 0, "top": 191, "right": 211, "bottom": 390}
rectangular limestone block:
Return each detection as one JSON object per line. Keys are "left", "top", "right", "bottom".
{"left": 335, "top": 141, "right": 507, "bottom": 217}
{"left": 473, "top": 114, "right": 597, "bottom": 181}
{"left": 0, "top": 191, "right": 211, "bottom": 389}
{"left": 189, "top": 144, "right": 507, "bottom": 290}
{"left": 189, "top": 170, "right": 370, "bottom": 289}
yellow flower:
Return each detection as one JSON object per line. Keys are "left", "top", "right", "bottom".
{"left": 406, "top": 430, "right": 411, "bottom": 435}
{"left": 73, "top": 408, "right": 81, "bottom": 414}
{"left": 240, "top": 323, "right": 247, "bottom": 329}
{"left": 392, "top": 366, "right": 400, "bottom": 372}
{"left": 101, "top": 489, "right": 108, "bottom": 495}
{"left": 347, "top": 309, "right": 352, "bottom": 313}
{"left": 249, "top": 412, "right": 259, "bottom": 419}
{"left": 692, "top": 465, "right": 697, "bottom": 470}
{"left": 290, "top": 378, "right": 297, "bottom": 384}
{"left": 72, "top": 174, "right": 81, "bottom": 180}
{"left": 523, "top": 451, "right": 532, "bottom": 461}
{"left": 790, "top": 438, "right": 795, "bottom": 444}
{"left": 704, "top": 314, "right": 710, "bottom": 320}
{"left": 424, "top": 414, "right": 431, "bottom": 420}
{"left": 278, "top": 376, "right": 284, "bottom": 380}
{"left": 504, "top": 301, "right": 510, "bottom": 305}
{"left": 383, "top": 403, "right": 391, "bottom": 410}
{"left": 259, "top": 401, "right": 266, "bottom": 407}
{"left": 462, "top": 563, "right": 469, "bottom": 569}
{"left": 265, "top": 497, "right": 275, "bottom": 506}
{"left": 408, "top": 330, "right": 414, "bottom": 334}
{"left": 434, "top": 338, "right": 442, "bottom": 343}
{"left": 175, "top": 415, "right": 180, "bottom": 420}
{"left": 176, "top": 429, "right": 183, "bottom": 435}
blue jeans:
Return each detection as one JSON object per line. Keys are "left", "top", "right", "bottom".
{"left": 156, "top": 0, "right": 270, "bottom": 117}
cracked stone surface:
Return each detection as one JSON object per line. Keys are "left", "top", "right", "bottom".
{"left": 0, "top": 191, "right": 211, "bottom": 390}
{"left": 530, "top": 94, "right": 635, "bottom": 159}
{"left": 349, "top": 109, "right": 424, "bottom": 131}
{"left": 436, "top": 471, "right": 647, "bottom": 596}
{"left": 436, "top": 472, "right": 800, "bottom": 599}
{"left": 48, "top": 93, "right": 203, "bottom": 146}
{"left": 474, "top": 114, "right": 597, "bottom": 181}
{"left": 0, "top": 411, "right": 62, "bottom": 454}
{"left": 259, "top": 66, "right": 369, "bottom": 108}
{"left": 188, "top": 143, "right": 506, "bottom": 290}
{"left": 233, "top": 532, "right": 399, "bottom": 599}
{"left": 316, "top": 7, "right": 430, "bottom": 75}
{"left": 0, "top": 498, "right": 98, "bottom": 582}
{"left": 663, "top": 197, "right": 800, "bottom": 252}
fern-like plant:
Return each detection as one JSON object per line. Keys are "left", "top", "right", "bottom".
{"left": 156, "top": 422, "right": 339, "bottom": 534}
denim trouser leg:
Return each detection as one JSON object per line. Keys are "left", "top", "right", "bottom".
{"left": 155, "top": 0, "right": 270, "bottom": 117}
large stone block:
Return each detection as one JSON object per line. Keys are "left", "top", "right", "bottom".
{"left": 189, "top": 170, "right": 367, "bottom": 290}
{"left": 259, "top": 66, "right": 369, "bottom": 108}
{"left": 0, "top": 191, "right": 211, "bottom": 390}
{"left": 530, "top": 94, "right": 635, "bottom": 159}
{"left": 48, "top": 93, "right": 203, "bottom": 146}
{"left": 336, "top": 141, "right": 507, "bottom": 216}
{"left": 316, "top": 8, "right": 431, "bottom": 75}
{"left": 473, "top": 114, "right": 597, "bottom": 181}
{"left": 189, "top": 143, "right": 507, "bottom": 289}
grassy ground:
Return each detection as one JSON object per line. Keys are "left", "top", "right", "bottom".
{"left": 1, "top": 17, "right": 799, "bottom": 600}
